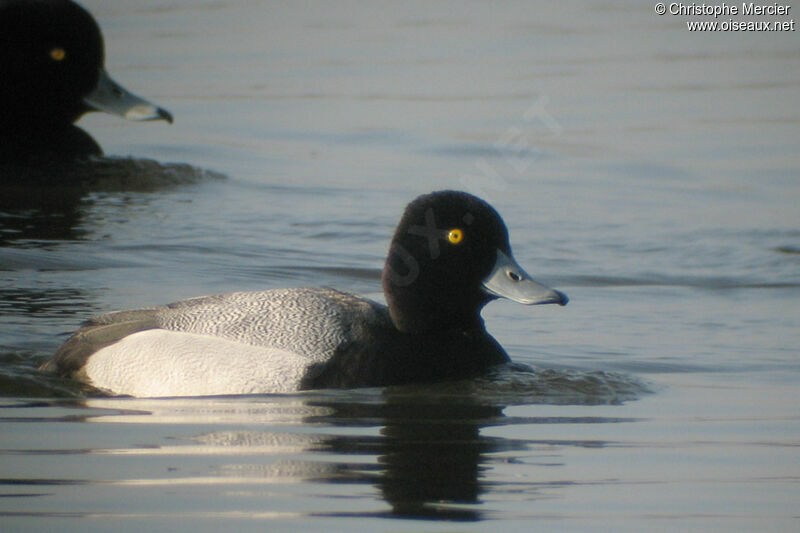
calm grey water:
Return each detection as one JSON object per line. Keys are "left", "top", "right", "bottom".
{"left": 1, "top": 1, "right": 799, "bottom": 531}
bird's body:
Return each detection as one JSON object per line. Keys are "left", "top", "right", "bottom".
{"left": 42, "top": 191, "right": 568, "bottom": 396}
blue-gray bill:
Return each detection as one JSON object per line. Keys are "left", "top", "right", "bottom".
{"left": 481, "top": 250, "right": 568, "bottom": 306}
{"left": 84, "top": 68, "right": 173, "bottom": 123}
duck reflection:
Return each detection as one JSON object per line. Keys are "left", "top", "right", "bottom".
{"left": 0, "top": 1, "right": 222, "bottom": 245}
{"left": 57, "top": 375, "right": 645, "bottom": 521}
{"left": 203, "top": 394, "right": 508, "bottom": 521}
{"left": 0, "top": 157, "right": 223, "bottom": 244}
{"left": 77, "top": 392, "right": 506, "bottom": 520}
{"left": 369, "top": 399, "right": 504, "bottom": 520}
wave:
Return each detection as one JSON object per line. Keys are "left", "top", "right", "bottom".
{"left": 560, "top": 274, "right": 800, "bottom": 290}
{"left": 0, "top": 355, "right": 650, "bottom": 407}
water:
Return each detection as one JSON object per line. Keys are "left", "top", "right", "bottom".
{"left": 1, "top": 0, "right": 799, "bottom": 530}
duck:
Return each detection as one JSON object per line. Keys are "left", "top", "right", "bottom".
{"left": 40, "top": 191, "right": 568, "bottom": 397}
{"left": 0, "top": 0, "right": 172, "bottom": 164}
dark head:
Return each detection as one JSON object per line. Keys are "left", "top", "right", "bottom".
{"left": 381, "top": 190, "right": 568, "bottom": 334}
{"left": 0, "top": 0, "right": 172, "bottom": 130}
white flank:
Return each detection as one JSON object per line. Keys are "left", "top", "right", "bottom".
{"left": 84, "top": 330, "right": 310, "bottom": 397}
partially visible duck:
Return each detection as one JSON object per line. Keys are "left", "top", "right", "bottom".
{"left": 0, "top": 0, "right": 172, "bottom": 163}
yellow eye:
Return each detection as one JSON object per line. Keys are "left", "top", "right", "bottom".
{"left": 50, "top": 47, "right": 66, "bottom": 61}
{"left": 447, "top": 228, "right": 464, "bottom": 244}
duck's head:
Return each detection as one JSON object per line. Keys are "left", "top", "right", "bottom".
{"left": 382, "top": 190, "right": 567, "bottom": 334}
{"left": 0, "top": 0, "right": 172, "bottom": 127}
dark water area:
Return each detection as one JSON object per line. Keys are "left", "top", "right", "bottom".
{"left": 1, "top": 1, "right": 798, "bottom": 531}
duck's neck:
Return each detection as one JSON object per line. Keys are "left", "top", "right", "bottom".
{"left": 382, "top": 280, "right": 488, "bottom": 336}
{"left": 0, "top": 123, "right": 101, "bottom": 163}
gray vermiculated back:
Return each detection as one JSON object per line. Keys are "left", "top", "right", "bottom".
{"left": 154, "top": 287, "right": 388, "bottom": 362}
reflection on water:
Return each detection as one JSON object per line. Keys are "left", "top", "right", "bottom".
{"left": 0, "top": 381, "right": 644, "bottom": 522}
{"left": 0, "top": 157, "right": 225, "bottom": 243}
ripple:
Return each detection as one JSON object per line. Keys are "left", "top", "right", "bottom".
{"left": 775, "top": 245, "right": 800, "bottom": 255}
{"left": 1, "top": 156, "right": 225, "bottom": 191}
{"left": 383, "top": 364, "right": 650, "bottom": 406}
{"left": 0, "top": 248, "right": 138, "bottom": 272}
{"left": 562, "top": 274, "right": 800, "bottom": 290}
{"left": 0, "top": 157, "right": 226, "bottom": 214}
{"left": 1, "top": 353, "right": 650, "bottom": 406}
